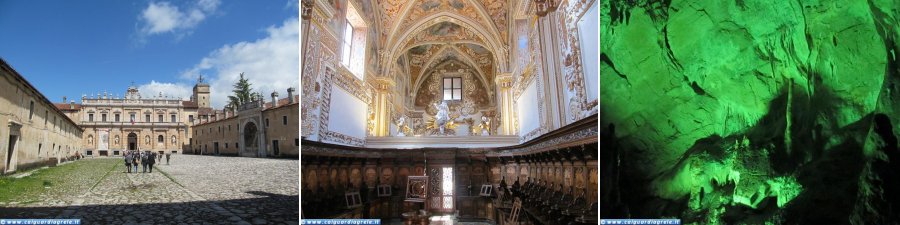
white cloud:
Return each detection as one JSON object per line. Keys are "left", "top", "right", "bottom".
{"left": 137, "top": 81, "right": 193, "bottom": 100}
{"left": 181, "top": 18, "right": 300, "bottom": 108}
{"left": 138, "top": 0, "right": 220, "bottom": 37}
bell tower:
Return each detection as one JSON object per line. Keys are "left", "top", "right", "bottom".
{"left": 192, "top": 75, "right": 211, "bottom": 108}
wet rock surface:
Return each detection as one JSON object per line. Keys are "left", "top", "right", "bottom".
{"left": 600, "top": 0, "right": 900, "bottom": 224}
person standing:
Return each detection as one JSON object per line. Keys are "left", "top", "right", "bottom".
{"left": 147, "top": 151, "right": 157, "bottom": 173}
{"left": 141, "top": 151, "right": 150, "bottom": 173}
{"left": 165, "top": 152, "right": 171, "bottom": 165}
{"left": 124, "top": 151, "right": 132, "bottom": 173}
{"left": 132, "top": 151, "right": 140, "bottom": 173}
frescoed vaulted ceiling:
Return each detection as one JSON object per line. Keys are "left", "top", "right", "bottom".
{"left": 362, "top": 0, "right": 513, "bottom": 110}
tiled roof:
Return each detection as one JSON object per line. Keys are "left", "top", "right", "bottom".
{"left": 263, "top": 95, "right": 299, "bottom": 110}
{"left": 198, "top": 108, "right": 217, "bottom": 115}
{"left": 182, "top": 101, "right": 198, "bottom": 108}
{"left": 54, "top": 103, "right": 81, "bottom": 111}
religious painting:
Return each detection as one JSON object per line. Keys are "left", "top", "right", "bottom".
{"left": 414, "top": 166, "right": 425, "bottom": 176}
{"left": 338, "top": 168, "right": 348, "bottom": 186}
{"left": 519, "top": 167, "right": 528, "bottom": 184}
{"left": 426, "top": 22, "right": 463, "bottom": 36}
{"left": 327, "top": 0, "right": 345, "bottom": 34}
{"left": 307, "top": 170, "right": 318, "bottom": 190}
{"left": 398, "top": 167, "right": 410, "bottom": 187}
{"left": 330, "top": 168, "right": 338, "bottom": 186}
{"left": 490, "top": 167, "right": 501, "bottom": 183}
{"left": 448, "top": 0, "right": 465, "bottom": 9}
{"left": 575, "top": 168, "right": 584, "bottom": 189}
{"left": 365, "top": 167, "right": 377, "bottom": 187}
{"left": 318, "top": 168, "right": 329, "bottom": 187}
{"left": 405, "top": 176, "right": 428, "bottom": 202}
{"left": 380, "top": 168, "right": 394, "bottom": 185}
{"left": 420, "top": 0, "right": 440, "bottom": 11}
{"left": 350, "top": 168, "right": 361, "bottom": 188}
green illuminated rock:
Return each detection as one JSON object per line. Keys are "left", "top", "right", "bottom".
{"left": 600, "top": 0, "right": 900, "bottom": 224}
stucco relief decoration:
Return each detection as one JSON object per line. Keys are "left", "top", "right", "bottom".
{"left": 560, "top": 0, "right": 595, "bottom": 121}
{"left": 301, "top": 27, "right": 321, "bottom": 136}
{"left": 483, "top": 0, "right": 508, "bottom": 44}
{"left": 407, "top": 21, "right": 482, "bottom": 46}
{"left": 398, "top": 0, "right": 483, "bottom": 38}
{"left": 378, "top": 0, "right": 407, "bottom": 44}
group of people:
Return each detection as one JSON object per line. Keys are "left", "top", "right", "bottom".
{"left": 124, "top": 150, "right": 171, "bottom": 173}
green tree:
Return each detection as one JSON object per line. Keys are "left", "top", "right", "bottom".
{"left": 227, "top": 72, "right": 253, "bottom": 109}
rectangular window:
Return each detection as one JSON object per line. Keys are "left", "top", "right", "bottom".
{"left": 44, "top": 111, "right": 48, "bottom": 125}
{"left": 295, "top": 138, "right": 299, "bottom": 146}
{"left": 88, "top": 114, "right": 94, "bottom": 122}
{"left": 145, "top": 115, "right": 150, "bottom": 122}
{"left": 341, "top": 22, "right": 353, "bottom": 68}
{"left": 283, "top": 116, "right": 288, "bottom": 125}
{"left": 28, "top": 101, "right": 34, "bottom": 120}
{"left": 130, "top": 114, "right": 136, "bottom": 123}
{"left": 443, "top": 77, "right": 462, "bottom": 100}
{"left": 266, "top": 119, "right": 269, "bottom": 127}
{"left": 171, "top": 115, "right": 176, "bottom": 123}
{"left": 102, "top": 114, "right": 107, "bottom": 122}
{"left": 115, "top": 114, "right": 120, "bottom": 122}
{"left": 189, "top": 115, "right": 194, "bottom": 123}
{"left": 158, "top": 115, "right": 163, "bottom": 122}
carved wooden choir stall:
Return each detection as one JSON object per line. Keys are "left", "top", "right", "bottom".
{"left": 301, "top": 115, "right": 598, "bottom": 224}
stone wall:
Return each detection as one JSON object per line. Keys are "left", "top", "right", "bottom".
{"left": 0, "top": 59, "right": 83, "bottom": 174}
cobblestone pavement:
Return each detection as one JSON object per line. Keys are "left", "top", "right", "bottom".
{"left": 0, "top": 155, "right": 299, "bottom": 224}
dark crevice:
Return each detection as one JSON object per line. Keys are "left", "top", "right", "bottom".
{"left": 601, "top": 53, "right": 630, "bottom": 86}
{"left": 661, "top": 25, "right": 684, "bottom": 72}
{"left": 690, "top": 81, "right": 706, "bottom": 96}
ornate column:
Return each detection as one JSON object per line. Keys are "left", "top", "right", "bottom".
{"left": 494, "top": 73, "right": 515, "bottom": 135}
{"left": 371, "top": 78, "right": 395, "bottom": 137}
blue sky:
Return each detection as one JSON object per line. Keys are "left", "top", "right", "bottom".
{"left": 0, "top": 0, "right": 299, "bottom": 108}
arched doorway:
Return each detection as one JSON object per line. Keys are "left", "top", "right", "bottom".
{"left": 127, "top": 133, "right": 137, "bottom": 151}
{"left": 243, "top": 122, "right": 258, "bottom": 154}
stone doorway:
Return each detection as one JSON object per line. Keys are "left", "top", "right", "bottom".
{"left": 6, "top": 135, "right": 18, "bottom": 172}
{"left": 128, "top": 133, "right": 138, "bottom": 150}
{"left": 5, "top": 122, "right": 21, "bottom": 173}
{"left": 272, "top": 140, "right": 279, "bottom": 156}
{"left": 243, "top": 122, "right": 258, "bottom": 154}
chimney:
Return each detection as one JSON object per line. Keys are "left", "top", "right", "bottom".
{"left": 63, "top": 96, "right": 67, "bottom": 103}
{"left": 271, "top": 91, "right": 279, "bottom": 108}
{"left": 287, "top": 87, "right": 295, "bottom": 104}
{"left": 69, "top": 101, "right": 75, "bottom": 109}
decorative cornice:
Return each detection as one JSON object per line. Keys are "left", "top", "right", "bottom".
{"left": 313, "top": 0, "right": 335, "bottom": 20}
{"left": 495, "top": 73, "right": 514, "bottom": 88}
{"left": 302, "top": 114, "right": 598, "bottom": 157}
{"left": 369, "top": 77, "right": 396, "bottom": 92}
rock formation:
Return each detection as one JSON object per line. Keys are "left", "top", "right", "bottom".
{"left": 600, "top": 0, "right": 900, "bottom": 224}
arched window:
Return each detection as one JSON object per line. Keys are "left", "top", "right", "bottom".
{"left": 157, "top": 135, "right": 164, "bottom": 143}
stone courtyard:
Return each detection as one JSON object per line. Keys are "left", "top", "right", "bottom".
{"left": 0, "top": 155, "right": 299, "bottom": 224}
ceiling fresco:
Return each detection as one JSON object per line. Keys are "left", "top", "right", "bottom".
{"left": 369, "top": 0, "right": 510, "bottom": 110}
